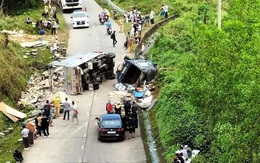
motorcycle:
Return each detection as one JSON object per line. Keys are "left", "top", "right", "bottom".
{"left": 107, "top": 27, "right": 112, "bottom": 35}
{"left": 105, "top": 21, "right": 112, "bottom": 35}
{"left": 99, "top": 17, "right": 105, "bottom": 25}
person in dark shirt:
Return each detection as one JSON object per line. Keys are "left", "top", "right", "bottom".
{"left": 128, "top": 116, "right": 137, "bottom": 139}
{"left": 114, "top": 102, "right": 122, "bottom": 115}
{"left": 43, "top": 100, "right": 53, "bottom": 126}
{"left": 41, "top": 113, "right": 50, "bottom": 137}
{"left": 110, "top": 31, "right": 117, "bottom": 47}
{"left": 124, "top": 100, "right": 131, "bottom": 116}
{"left": 13, "top": 149, "right": 23, "bottom": 163}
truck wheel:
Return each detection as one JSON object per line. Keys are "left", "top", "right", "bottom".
{"left": 83, "top": 73, "right": 90, "bottom": 84}
{"left": 108, "top": 53, "right": 116, "bottom": 59}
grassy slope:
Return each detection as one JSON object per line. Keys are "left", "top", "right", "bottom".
{"left": 0, "top": 4, "right": 67, "bottom": 162}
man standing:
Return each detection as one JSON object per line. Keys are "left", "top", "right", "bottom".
{"left": 21, "top": 125, "right": 30, "bottom": 150}
{"left": 26, "top": 121, "right": 36, "bottom": 146}
{"left": 37, "top": 113, "right": 43, "bottom": 136}
{"left": 63, "top": 97, "right": 71, "bottom": 120}
{"left": 164, "top": 4, "right": 169, "bottom": 18}
{"left": 43, "top": 100, "right": 53, "bottom": 127}
{"left": 41, "top": 113, "right": 50, "bottom": 137}
{"left": 128, "top": 116, "right": 136, "bottom": 139}
{"left": 53, "top": 95, "right": 61, "bottom": 118}
{"left": 149, "top": 9, "right": 155, "bottom": 25}
{"left": 119, "top": 18, "right": 124, "bottom": 33}
{"left": 71, "top": 101, "right": 79, "bottom": 124}
{"left": 114, "top": 102, "right": 122, "bottom": 115}
{"left": 110, "top": 31, "right": 117, "bottom": 47}
{"left": 127, "top": 36, "right": 134, "bottom": 52}
{"left": 106, "top": 100, "right": 113, "bottom": 114}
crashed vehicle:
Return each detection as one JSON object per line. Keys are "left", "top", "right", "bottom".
{"left": 116, "top": 56, "right": 158, "bottom": 86}
{"left": 49, "top": 52, "right": 115, "bottom": 95}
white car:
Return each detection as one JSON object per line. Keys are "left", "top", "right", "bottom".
{"left": 71, "top": 10, "right": 90, "bottom": 28}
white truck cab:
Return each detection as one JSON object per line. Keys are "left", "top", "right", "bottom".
{"left": 58, "top": 0, "right": 83, "bottom": 12}
{"left": 71, "top": 10, "right": 90, "bottom": 28}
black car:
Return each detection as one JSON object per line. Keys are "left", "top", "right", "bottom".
{"left": 96, "top": 114, "right": 126, "bottom": 141}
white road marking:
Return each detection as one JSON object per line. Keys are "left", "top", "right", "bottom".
{"left": 83, "top": 133, "right": 87, "bottom": 137}
{"left": 81, "top": 145, "right": 84, "bottom": 150}
{"left": 86, "top": 112, "right": 89, "bottom": 115}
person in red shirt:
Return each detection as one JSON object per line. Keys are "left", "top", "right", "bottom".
{"left": 106, "top": 100, "right": 113, "bottom": 114}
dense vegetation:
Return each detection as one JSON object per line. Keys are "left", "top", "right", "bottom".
{"left": 113, "top": 0, "right": 260, "bottom": 162}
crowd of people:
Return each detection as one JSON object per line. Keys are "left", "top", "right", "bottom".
{"left": 106, "top": 95, "right": 139, "bottom": 139}
{"left": 31, "top": 1, "right": 59, "bottom": 35}
{"left": 121, "top": 4, "right": 169, "bottom": 52}
{"left": 15, "top": 96, "right": 79, "bottom": 163}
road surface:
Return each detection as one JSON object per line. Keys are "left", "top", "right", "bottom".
{"left": 22, "top": 0, "right": 146, "bottom": 162}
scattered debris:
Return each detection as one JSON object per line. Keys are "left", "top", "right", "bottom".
{"left": 18, "top": 67, "right": 64, "bottom": 107}
{"left": 20, "top": 40, "right": 48, "bottom": 48}
{"left": 0, "top": 102, "right": 27, "bottom": 122}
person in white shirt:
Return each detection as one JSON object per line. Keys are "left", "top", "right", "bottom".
{"left": 71, "top": 101, "right": 79, "bottom": 124}
{"left": 21, "top": 125, "right": 30, "bottom": 150}
{"left": 149, "top": 10, "right": 155, "bottom": 25}
{"left": 164, "top": 4, "right": 169, "bottom": 18}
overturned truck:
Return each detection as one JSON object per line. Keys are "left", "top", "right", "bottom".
{"left": 116, "top": 56, "right": 158, "bottom": 86}
{"left": 49, "top": 52, "right": 115, "bottom": 95}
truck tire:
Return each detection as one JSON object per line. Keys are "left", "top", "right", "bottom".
{"left": 108, "top": 53, "right": 116, "bottom": 59}
{"left": 83, "top": 73, "right": 90, "bottom": 84}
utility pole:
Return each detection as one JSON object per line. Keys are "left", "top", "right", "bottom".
{"left": 218, "top": 0, "right": 222, "bottom": 29}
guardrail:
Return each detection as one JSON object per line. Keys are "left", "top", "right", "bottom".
{"left": 135, "top": 14, "right": 179, "bottom": 56}
{"left": 104, "top": 0, "right": 126, "bottom": 14}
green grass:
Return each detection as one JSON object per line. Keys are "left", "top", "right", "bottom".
{"left": 0, "top": 6, "right": 66, "bottom": 35}
{"left": 0, "top": 126, "right": 24, "bottom": 163}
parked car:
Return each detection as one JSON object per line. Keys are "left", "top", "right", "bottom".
{"left": 71, "top": 9, "right": 89, "bottom": 29}
{"left": 95, "top": 114, "right": 125, "bottom": 141}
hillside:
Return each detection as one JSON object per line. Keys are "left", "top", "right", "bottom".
{"left": 113, "top": 0, "right": 260, "bottom": 162}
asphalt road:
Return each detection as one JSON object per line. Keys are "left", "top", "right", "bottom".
{"left": 22, "top": 0, "right": 146, "bottom": 163}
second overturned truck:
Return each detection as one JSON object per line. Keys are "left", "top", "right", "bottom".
{"left": 116, "top": 56, "right": 158, "bottom": 86}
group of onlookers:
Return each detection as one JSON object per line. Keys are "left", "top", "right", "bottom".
{"left": 123, "top": 7, "right": 144, "bottom": 52}
{"left": 122, "top": 4, "right": 169, "bottom": 52}
{"left": 14, "top": 96, "right": 79, "bottom": 163}
{"left": 106, "top": 97, "right": 138, "bottom": 139}
{"left": 36, "top": 1, "right": 59, "bottom": 35}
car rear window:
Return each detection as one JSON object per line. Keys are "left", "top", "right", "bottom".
{"left": 102, "top": 119, "right": 121, "bottom": 128}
